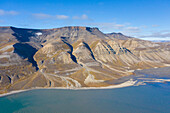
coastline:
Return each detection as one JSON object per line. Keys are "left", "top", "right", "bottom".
{"left": 1, "top": 66, "right": 170, "bottom": 98}
{"left": 0, "top": 79, "right": 137, "bottom": 98}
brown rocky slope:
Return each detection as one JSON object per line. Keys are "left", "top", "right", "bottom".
{"left": 0, "top": 26, "right": 170, "bottom": 94}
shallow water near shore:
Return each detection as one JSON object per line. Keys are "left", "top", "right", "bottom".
{"left": 0, "top": 81, "right": 170, "bottom": 113}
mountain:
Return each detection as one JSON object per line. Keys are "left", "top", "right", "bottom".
{"left": 106, "top": 32, "right": 132, "bottom": 40}
{"left": 0, "top": 26, "right": 170, "bottom": 94}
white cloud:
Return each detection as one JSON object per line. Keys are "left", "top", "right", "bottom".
{"left": 73, "top": 14, "right": 89, "bottom": 20}
{"left": 72, "top": 16, "right": 78, "bottom": 19}
{"left": 113, "top": 24, "right": 125, "bottom": 29}
{"left": 140, "top": 31, "right": 170, "bottom": 38}
{"left": 85, "top": 22, "right": 141, "bottom": 36}
{"left": 125, "top": 27, "right": 139, "bottom": 30}
{"left": 32, "top": 13, "right": 91, "bottom": 20}
{"left": 56, "top": 15, "right": 69, "bottom": 19}
{"left": 152, "top": 25, "right": 160, "bottom": 27}
{"left": 33, "top": 13, "right": 69, "bottom": 20}
{"left": 81, "top": 14, "right": 88, "bottom": 20}
{"left": 7, "top": 11, "right": 18, "bottom": 15}
{"left": 87, "top": 22, "right": 125, "bottom": 31}
{"left": 32, "top": 13, "right": 52, "bottom": 19}
{"left": 140, "top": 38, "right": 170, "bottom": 41}
{"left": 0, "top": 9, "right": 18, "bottom": 16}
{"left": 125, "top": 27, "right": 140, "bottom": 33}
{"left": 141, "top": 25, "right": 147, "bottom": 28}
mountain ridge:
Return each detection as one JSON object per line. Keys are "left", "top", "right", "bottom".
{"left": 0, "top": 26, "right": 170, "bottom": 94}
{"left": 0, "top": 26, "right": 132, "bottom": 39}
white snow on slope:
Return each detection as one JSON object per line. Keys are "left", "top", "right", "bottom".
{"left": 36, "top": 32, "right": 42, "bottom": 36}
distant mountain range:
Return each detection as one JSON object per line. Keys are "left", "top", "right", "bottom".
{"left": 0, "top": 26, "right": 170, "bottom": 94}
{"left": 151, "top": 40, "right": 170, "bottom": 42}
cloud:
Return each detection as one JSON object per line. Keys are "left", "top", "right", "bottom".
{"left": 32, "top": 13, "right": 91, "bottom": 20}
{"left": 17, "top": 24, "right": 30, "bottom": 27}
{"left": 56, "top": 15, "right": 69, "bottom": 19}
{"left": 72, "top": 14, "right": 89, "bottom": 20}
{"left": 85, "top": 22, "right": 141, "bottom": 36}
{"left": 141, "top": 25, "right": 147, "bottom": 28}
{"left": 125, "top": 27, "right": 139, "bottom": 30}
{"left": 140, "top": 31, "right": 170, "bottom": 38}
{"left": 113, "top": 24, "right": 125, "bottom": 29}
{"left": 125, "top": 27, "right": 140, "bottom": 33}
{"left": 86, "top": 22, "right": 143, "bottom": 36}
{"left": 152, "top": 25, "right": 160, "bottom": 27}
{"left": 87, "top": 22, "right": 126, "bottom": 31}
{"left": 0, "top": 9, "right": 18, "bottom": 16}
{"left": 33, "top": 13, "right": 69, "bottom": 20}
{"left": 32, "top": 13, "right": 52, "bottom": 19}
{"left": 32, "top": 13, "right": 69, "bottom": 19}
{"left": 81, "top": 14, "right": 88, "bottom": 20}
{"left": 72, "top": 16, "right": 79, "bottom": 19}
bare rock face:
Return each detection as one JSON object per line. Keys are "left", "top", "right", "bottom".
{"left": 0, "top": 26, "right": 170, "bottom": 93}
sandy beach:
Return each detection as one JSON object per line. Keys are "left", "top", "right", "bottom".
{"left": 0, "top": 78, "right": 169, "bottom": 98}
{"left": 0, "top": 79, "right": 137, "bottom": 98}
{"left": 1, "top": 66, "right": 170, "bottom": 98}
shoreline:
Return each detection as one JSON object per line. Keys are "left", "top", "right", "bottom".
{"left": 1, "top": 66, "right": 170, "bottom": 98}
{"left": 0, "top": 77, "right": 170, "bottom": 98}
{"left": 0, "top": 79, "right": 136, "bottom": 98}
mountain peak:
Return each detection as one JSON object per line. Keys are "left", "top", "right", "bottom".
{"left": 52, "top": 26, "right": 99, "bottom": 31}
{"left": 0, "top": 26, "right": 100, "bottom": 31}
{"left": 109, "top": 32, "right": 123, "bottom": 35}
{"left": 106, "top": 32, "right": 132, "bottom": 40}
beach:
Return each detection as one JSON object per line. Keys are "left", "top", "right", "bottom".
{"left": 1, "top": 66, "right": 170, "bottom": 98}
{"left": 0, "top": 78, "right": 137, "bottom": 97}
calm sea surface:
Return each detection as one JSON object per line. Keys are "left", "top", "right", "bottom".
{"left": 0, "top": 82, "right": 170, "bottom": 113}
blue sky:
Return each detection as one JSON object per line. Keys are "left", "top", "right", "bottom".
{"left": 0, "top": 0, "right": 170, "bottom": 40}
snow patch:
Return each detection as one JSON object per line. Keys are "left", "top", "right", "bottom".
{"left": 36, "top": 32, "right": 42, "bottom": 36}
{"left": 128, "top": 70, "right": 135, "bottom": 72}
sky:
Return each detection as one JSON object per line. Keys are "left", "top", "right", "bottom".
{"left": 0, "top": 0, "right": 170, "bottom": 41}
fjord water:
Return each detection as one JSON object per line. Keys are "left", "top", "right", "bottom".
{"left": 0, "top": 82, "right": 170, "bottom": 113}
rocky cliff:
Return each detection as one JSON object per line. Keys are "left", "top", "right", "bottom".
{"left": 0, "top": 26, "right": 170, "bottom": 93}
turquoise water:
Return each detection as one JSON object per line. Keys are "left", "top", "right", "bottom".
{"left": 0, "top": 83, "right": 170, "bottom": 113}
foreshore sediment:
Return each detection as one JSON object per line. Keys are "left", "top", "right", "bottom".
{"left": 1, "top": 66, "right": 170, "bottom": 98}
{"left": 0, "top": 79, "right": 136, "bottom": 98}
